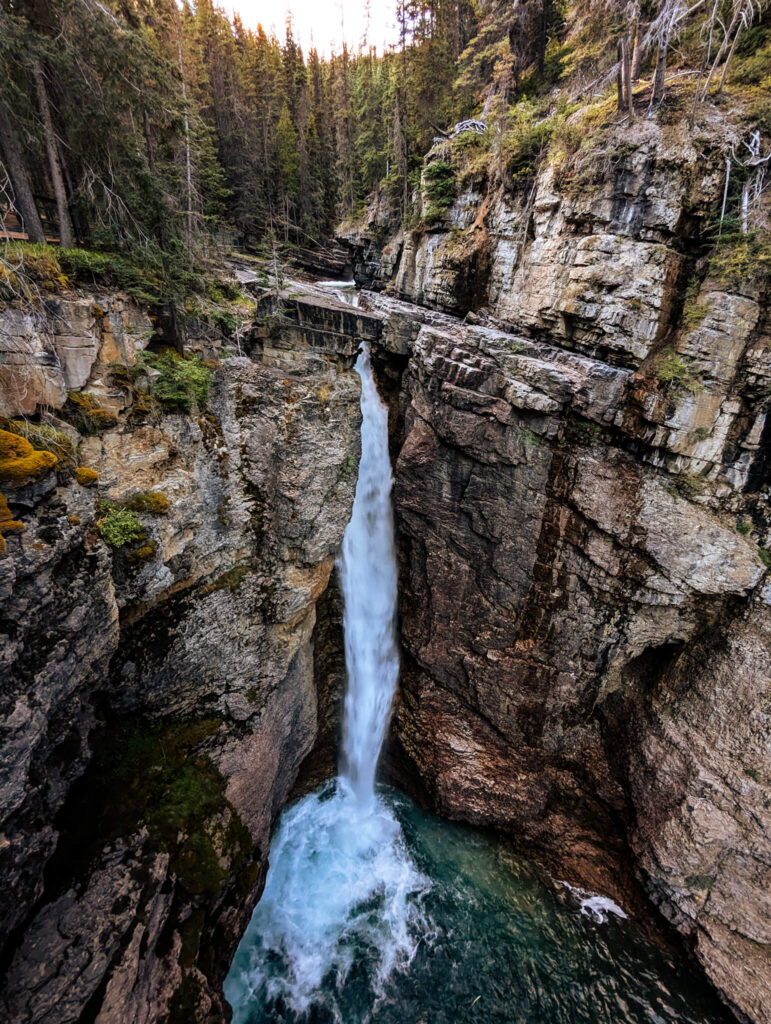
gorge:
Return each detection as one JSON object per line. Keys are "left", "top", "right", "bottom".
{"left": 1, "top": 0, "right": 770, "bottom": 1021}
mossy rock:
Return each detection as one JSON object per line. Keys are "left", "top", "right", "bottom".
{"left": 5, "top": 419, "right": 78, "bottom": 470}
{"left": 0, "top": 429, "right": 58, "bottom": 487}
{"left": 125, "top": 490, "right": 170, "bottom": 515}
{"left": 0, "top": 493, "right": 24, "bottom": 555}
{"left": 65, "top": 392, "right": 119, "bottom": 435}
{"left": 76, "top": 467, "right": 99, "bottom": 486}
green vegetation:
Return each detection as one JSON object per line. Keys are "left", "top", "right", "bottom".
{"left": 656, "top": 350, "right": 704, "bottom": 397}
{"left": 708, "top": 235, "right": 771, "bottom": 289}
{"left": 422, "top": 161, "right": 458, "bottom": 224}
{"left": 737, "top": 519, "right": 753, "bottom": 536}
{"left": 138, "top": 351, "right": 213, "bottom": 414}
{"left": 759, "top": 548, "right": 771, "bottom": 570}
{"left": 681, "top": 280, "right": 710, "bottom": 331}
{"left": 96, "top": 505, "right": 144, "bottom": 548}
{"left": 566, "top": 416, "right": 603, "bottom": 445}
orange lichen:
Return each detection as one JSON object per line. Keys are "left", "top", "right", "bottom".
{"left": 76, "top": 467, "right": 99, "bottom": 486}
{"left": 0, "top": 429, "right": 58, "bottom": 486}
{"left": 0, "top": 494, "right": 24, "bottom": 555}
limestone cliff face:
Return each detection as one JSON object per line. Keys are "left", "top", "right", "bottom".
{"left": 0, "top": 285, "right": 375, "bottom": 1022}
{"left": 351, "top": 111, "right": 770, "bottom": 1023}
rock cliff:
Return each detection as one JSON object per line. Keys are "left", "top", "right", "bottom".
{"left": 0, "top": 282, "right": 379, "bottom": 1022}
{"left": 347, "top": 107, "right": 770, "bottom": 1023}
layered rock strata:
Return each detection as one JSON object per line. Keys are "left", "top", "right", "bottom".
{"left": 351, "top": 109, "right": 770, "bottom": 1023}
{"left": 0, "top": 285, "right": 379, "bottom": 1022}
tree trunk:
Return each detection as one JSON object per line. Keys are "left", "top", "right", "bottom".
{"left": 701, "top": 5, "right": 741, "bottom": 99}
{"left": 32, "top": 61, "right": 73, "bottom": 247}
{"left": 649, "top": 22, "right": 670, "bottom": 110}
{"left": 617, "top": 40, "right": 625, "bottom": 110}
{"left": 716, "top": 7, "right": 745, "bottom": 94}
{"left": 623, "top": 37, "right": 634, "bottom": 120}
{"left": 631, "top": 18, "right": 643, "bottom": 80}
{"left": 177, "top": 39, "right": 194, "bottom": 248}
{"left": 0, "top": 99, "right": 46, "bottom": 243}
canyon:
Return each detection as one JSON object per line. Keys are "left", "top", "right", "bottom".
{"left": 1, "top": 109, "right": 769, "bottom": 1024}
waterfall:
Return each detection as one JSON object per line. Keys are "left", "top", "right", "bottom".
{"left": 225, "top": 339, "right": 429, "bottom": 1022}
{"left": 339, "top": 342, "right": 400, "bottom": 805}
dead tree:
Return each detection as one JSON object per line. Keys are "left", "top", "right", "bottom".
{"left": 0, "top": 100, "right": 46, "bottom": 243}
{"left": 32, "top": 61, "right": 74, "bottom": 247}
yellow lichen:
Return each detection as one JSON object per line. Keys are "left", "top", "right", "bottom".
{"left": 0, "top": 429, "right": 58, "bottom": 486}
{"left": 76, "top": 467, "right": 99, "bottom": 486}
{"left": 0, "top": 494, "right": 25, "bottom": 555}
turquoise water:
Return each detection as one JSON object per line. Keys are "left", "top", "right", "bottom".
{"left": 225, "top": 782, "right": 732, "bottom": 1024}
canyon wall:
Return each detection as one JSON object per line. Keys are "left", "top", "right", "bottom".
{"left": 0, "top": 285, "right": 379, "bottom": 1022}
{"left": 349, "top": 110, "right": 770, "bottom": 1023}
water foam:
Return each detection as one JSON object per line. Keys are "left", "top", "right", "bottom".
{"left": 225, "top": 342, "right": 429, "bottom": 1021}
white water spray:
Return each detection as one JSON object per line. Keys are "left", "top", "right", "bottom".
{"left": 225, "top": 340, "right": 429, "bottom": 1022}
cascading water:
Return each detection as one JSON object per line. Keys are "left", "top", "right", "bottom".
{"left": 224, "top": 341, "right": 430, "bottom": 1022}
{"left": 225, "top": 306, "right": 734, "bottom": 1024}
{"left": 338, "top": 342, "right": 399, "bottom": 807}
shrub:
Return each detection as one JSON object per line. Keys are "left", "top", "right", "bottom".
{"left": 139, "top": 351, "right": 213, "bottom": 413}
{"left": 708, "top": 234, "right": 771, "bottom": 289}
{"left": 421, "top": 161, "right": 457, "bottom": 223}
{"left": 0, "top": 429, "right": 58, "bottom": 485}
{"left": 656, "top": 350, "right": 703, "bottom": 396}
{"left": 97, "top": 505, "right": 144, "bottom": 547}
{"left": 75, "top": 467, "right": 99, "bottom": 486}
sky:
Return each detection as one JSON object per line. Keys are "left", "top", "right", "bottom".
{"left": 220, "top": 0, "right": 400, "bottom": 56}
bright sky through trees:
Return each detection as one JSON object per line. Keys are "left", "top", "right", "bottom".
{"left": 221, "top": 0, "right": 400, "bottom": 55}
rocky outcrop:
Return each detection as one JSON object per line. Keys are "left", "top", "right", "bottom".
{"left": 354, "top": 105, "right": 770, "bottom": 1022}
{"left": 0, "top": 284, "right": 378, "bottom": 1022}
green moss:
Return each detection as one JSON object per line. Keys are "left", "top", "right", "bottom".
{"left": 565, "top": 415, "right": 603, "bottom": 445}
{"left": 737, "top": 519, "right": 753, "bottom": 536}
{"left": 97, "top": 504, "right": 144, "bottom": 547}
{"left": 64, "top": 392, "right": 119, "bottom": 435}
{"left": 759, "top": 548, "right": 771, "bottom": 570}
{"left": 246, "top": 686, "right": 259, "bottom": 705}
{"left": 124, "top": 490, "right": 170, "bottom": 515}
{"left": 667, "top": 473, "right": 704, "bottom": 500}
{"left": 681, "top": 279, "right": 709, "bottom": 331}
{"left": 202, "top": 565, "right": 250, "bottom": 593}
{"left": 341, "top": 453, "right": 357, "bottom": 479}
{"left": 685, "top": 874, "right": 716, "bottom": 891}
{"left": 518, "top": 428, "right": 539, "bottom": 449}
{"left": 744, "top": 767, "right": 760, "bottom": 782}
{"left": 127, "top": 538, "right": 158, "bottom": 563}
{"left": 138, "top": 351, "right": 213, "bottom": 414}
